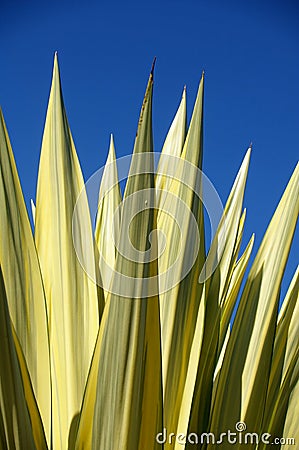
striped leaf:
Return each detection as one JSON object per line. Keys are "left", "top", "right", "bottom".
{"left": 0, "top": 266, "right": 48, "bottom": 450}
{"left": 208, "top": 163, "right": 299, "bottom": 448}
{"left": 186, "top": 149, "right": 251, "bottom": 446}
{"left": 156, "top": 86, "right": 186, "bottom": 205}
{"left": 95, "top": 134, "right": 121, "bottom": 299}
{"left": 34, "top": 54, "right": 99, "bottom": 450}
{"left": 0, "top": 108, "right": 51, "bottom": 444}
{"left": 75, "top": 63, "right": 163, "bottom": 450}
{"left": 157, "top": 75, "right": 206, "bottom": 446}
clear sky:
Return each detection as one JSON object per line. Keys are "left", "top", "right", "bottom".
{"left": 0, "top": 0, "right": 298, "bottom": 298}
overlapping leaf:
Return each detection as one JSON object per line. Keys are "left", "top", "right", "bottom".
{"left": 0, "top": 108, "right": 51, "bottom": 444}
{"left": 186, "top": 149, "right": 251, "bottom": 446}
{"left": 156, "top": 75, "right": 206, "bottom": 446}
{"left": 258, "top": 267, "right": 299, "bottom": 448}
{"left": 208, "top": 163, "right": 299, "bottom": 449}
{"left": 75, "top": 64, "right": 163, "bottom": 450}
{"left": 0, "top": 266, "right": 47, "bottom": 450}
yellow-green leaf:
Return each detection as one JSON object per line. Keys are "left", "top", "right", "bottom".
{"left": 282, "top": 375, "right": 299, "bottom": 448}
{"left": 186, "top": 149, "right": 251, "bottom": 445}
{"left": 156, "top": 87, "right": 186, "bottom": 206}
{"left": 258, "top": 267, "right": 299, "bottom": 448}
{"left": 0, "top": 108, "right": 51, "bottom": 444}
{"left": 34, "top": 54, "right": 99, "bottom": 450}
{"left": 174, "top": 288, "right": 205, "bottom": 450}
{"left": 209, "top": 163, "right": 299, "bottom": 448}
{"left": 95, "top": 134, "right": 121, "bottom": 299}
{"left": 262, "top": 268, "right": 299, "bottom": 430}
{"left": 0, "top": 266, "right": 48, "bottom": 450}
{"left": 219, "top": 233, "right": 255, "bottom": 349}
{"left": 75, "top": 64, "right": 163, "bottom": 450}
{"left": 157, "top": 75, "right": 206, "bottom": 446}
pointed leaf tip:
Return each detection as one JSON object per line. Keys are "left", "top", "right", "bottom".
{"left": 109, "top": 133, "right": 114, "bottom": 151}
{"left": 245, "top": 145, "right": 252, "bottom": 161}
{"left": 54, "top": 51, "right": 59, "bottom": 66}
{"left": 151, "top": 57, "right": 157, "bottom": 77}
{"left": 52, "top": 52, "right": 60, "bottom": 80}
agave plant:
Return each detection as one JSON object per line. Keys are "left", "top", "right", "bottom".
{"left": 0, "top": 54, "right": 298, "bottom": 450}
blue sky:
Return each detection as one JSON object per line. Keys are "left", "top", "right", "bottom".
{"left": 0, "top": 0, "right": 298, "bottom": 297}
